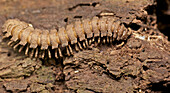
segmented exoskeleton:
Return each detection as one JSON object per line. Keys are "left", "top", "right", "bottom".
{"left": 2, "top": 16, "right": 132, "bottom": 59}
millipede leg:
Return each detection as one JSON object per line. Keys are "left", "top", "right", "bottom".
{"left": 103, "top": 38, "right": 106, "bottom": 44}
{"left": 55, "top": 49, "right": 58, "bottom": 58}
{"left": 25, "top": 45, "right": 29, "bottom": 56}
{"left": 10, "top": 42, "right": 16, "bottom": 47}
{"left": 7, "top": 41, "right": 13, "bottom": 46}
{"left": 83, "top": 42, "right": 86, "bottom": 48}
{"left": 94, "top": 37, "right": 98, "bottom": 46}
{"left": 66, "top": 47, "right": 70, "bottom": 56}
{"left": 78, "top": 42, "right": 83, "bottom": 50}
{"left": 95, "top": 37, "right": 100, "bottom": 46}
{"left": 98, "top": 37, "right": 100, "bottom": 44}
{"left": 41, "top": 50, "right": 45, "bottom": 59}
{"left": 92, "top": 37, "right": 95, "bottom": 42}
{"left": 122, "top": 28, "right": 131, "bottom": 40}
{"left": 107, "top": 37, "right": 109, "bottom": 43}
{"left": 112, "top": 37, "right": 115, "bottom": 42}
{"left": 13, "top": 43, "right": 20, "bottom": 50}
{"left": 95, "top": 42, "right": 98, "bottom": 47}
{"left": 35, "top": 48, "right": 38, "bottom": 58}
{"left": 58, "top": 48, "right": 63, "bottom": 57}
{"left": 68, "top": 45, "right": 73, "bottom": 55}
{"left": 116, "top": 42, "right": 125, "bottom": 48}
{"left": 18, "top": 46, "right": 24, "bottom": 52}
{"left": 75, "top": 44, "right": 79, "bottom": 51}
{"left": 3, "top": 33, "right": 11, "bottom": 39}
{"left": 38, "top": 51, "right": 42, "bottom": 58}
{"left": 127, "top": 28, "right": 132, "bottom": 36}
{"left": 85, "top": 39, "right": 88, "bottom": 46}
{"left": 110, "top": 37, "right": 113, "bottom": 44}
{"left": 30, "top": 49, "right": 35, "bottom": 58}
{"left": 121, "top": 30, "right": 127, "bottom": 40}
{"left": 2, "top": 35, "right": 7, "bottom": 39}
{"left": 48, "top": 49, "right": 51, "bottom": 58}
{"left": 89, "top": 39, "right": 92, "bottom": 45}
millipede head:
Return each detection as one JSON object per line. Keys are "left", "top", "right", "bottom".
{"left": 2, "top": 19, "right": 21, "bottom": 32}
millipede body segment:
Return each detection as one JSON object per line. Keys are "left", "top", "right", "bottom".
{"left": 2, "top": 16, "right": 132, "bottom": 59}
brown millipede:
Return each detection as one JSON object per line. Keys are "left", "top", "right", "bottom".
{"left": 2, "top": 16, "right": 132, "bottom": 59}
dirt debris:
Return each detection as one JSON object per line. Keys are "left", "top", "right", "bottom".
{"left": 3, "top": 80, "right": 28, "bottom": 92}
{"left": 30, "top": 83, "right": 46, "bottom": 92}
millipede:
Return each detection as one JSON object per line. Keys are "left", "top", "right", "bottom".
{"left": 1, "top": 16, "right": 132, "bottom": 59}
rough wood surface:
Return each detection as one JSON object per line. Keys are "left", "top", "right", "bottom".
{"left": 0, "top": 0, "right": 169, "bottom": 93}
